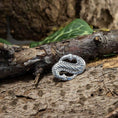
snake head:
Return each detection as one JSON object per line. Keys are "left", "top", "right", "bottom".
{"left": 59, "top": 54, "right": 74, "bottom": 62}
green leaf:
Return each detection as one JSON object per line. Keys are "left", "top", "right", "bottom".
{"left": 0, "top": 38, "right": 11, "bottom": 45}
{"left": 30, "top": 19, "right": 93, "bottom": 47}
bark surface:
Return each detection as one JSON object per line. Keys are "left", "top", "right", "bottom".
{"left": 80, "top": 0, "right": 118, "bottom": 29}
{"left": 0, "top": 56, "right": 118, "bottom": 118}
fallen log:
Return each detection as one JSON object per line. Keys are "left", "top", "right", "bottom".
{"left": 0, "top": 30, "right": 118, "bottom": 83}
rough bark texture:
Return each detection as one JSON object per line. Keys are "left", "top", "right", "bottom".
{"left": 0, "top": 56, "right": 118, "bottom": 118}
{"left": 80, "top": 0, "right": 118, "bottom": 29}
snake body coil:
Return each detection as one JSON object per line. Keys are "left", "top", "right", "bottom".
{"left": 52, "top": 54, "right": 86, "bottom": 80}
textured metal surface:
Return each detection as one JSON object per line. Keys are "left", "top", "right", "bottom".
{"left": 52, "top": 54, "right": 86, "bottom": 80}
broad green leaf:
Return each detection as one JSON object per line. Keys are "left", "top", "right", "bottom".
{"left": 0, "top": 38, "right": 11, "bottom": 45}
{"left": 30, "top": 19, "right": 93, "bottom": 47}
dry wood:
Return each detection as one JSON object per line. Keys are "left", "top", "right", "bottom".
{"left": 0, "top": 30, "right": 118, "bottom": 80}
{"left": 0, "top": 55, "right": 118, "bottom": 118}
{"left": 105, "top": 108, "right": 118, "bottom": 118}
